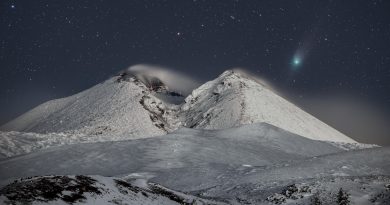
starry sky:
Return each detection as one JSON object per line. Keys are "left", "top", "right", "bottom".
{"left": 1, "top": 0, "right": 389, "bottom": 145}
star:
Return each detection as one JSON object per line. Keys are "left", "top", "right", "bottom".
{"left": 10, "top": 4, "right": 15, "bottom": 9}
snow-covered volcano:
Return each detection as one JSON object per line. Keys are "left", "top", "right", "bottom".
{"left": 180, "top": 70, "right": 355, "bottom": 143}
{"left": 1, "top": 69, "right": 355, "bottom": 143}
{"left": 0, "top": 71, "right": 183, "bottom": 139}
{"left": 1, "top": 68, "right": 388, "bottom": 205}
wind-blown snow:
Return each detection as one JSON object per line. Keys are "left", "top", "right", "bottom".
{"left": 125, "top": 64, "right": 200, "bottom": 96}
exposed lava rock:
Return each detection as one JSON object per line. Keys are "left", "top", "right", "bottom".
{"left": 0, "top": 175, "right": 102, "bottom": 204}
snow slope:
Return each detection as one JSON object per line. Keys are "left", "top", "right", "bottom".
{"left": 0, "top": 69, "right": 386, "bottom": 204}
{"left": 0, "top": 73, "right": 181, "bottom": 139}
{"left": 0, "top": 123, "right": 388, "bottom": 204}
{"left": 0, "top": 125, "right": 372, "bottom": 160}
{"left": 1, "top": 69, "right": 356, "bottom": 143}
{"left": 194, "top": 147, "right": 390, "bottom": 204}
{"left": 0, "top": 123, "right": 345, "bottom": 186}
{"left": 181, "top": 70, "right": 355, "bottom": 143}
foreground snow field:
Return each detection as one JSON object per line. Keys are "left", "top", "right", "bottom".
{"left": 0, "top": 123, "right": 346, "bottom": 184}
{"left": 0, "top": 123, "right": 389, "bottom": 204}
{"left": 0, "top": 70, "right": 388, "bottom": 204}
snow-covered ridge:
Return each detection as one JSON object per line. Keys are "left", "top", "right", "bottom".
{"left": 0, "top": 67, "right": 387, "bottom": 205}
{"left": 180, "top": 70, "right": 356, "bottom": 143}
{"left": 0, "top": 74, "right": 181, "bottom": 139}
{"left": 0, "top": 123, "right": 374, "bottom": 159}
{"left": 1, "top": 69, "right": 356, "bottom": 143}
{"left": 0, "top": 123, "right": 363, "bottom": 186}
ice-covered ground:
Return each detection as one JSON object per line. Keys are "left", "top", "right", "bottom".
{"left": 0, "top": 123, "right": 388, "bottom": 204}
{"left": 0, "top": 123, "right": 345, "bottom": 184}
{"left": 0, "top": 123, "right": 373, "bottom": 160}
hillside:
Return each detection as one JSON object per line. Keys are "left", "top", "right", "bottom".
{"left": 1, "top": 70, "right": 356, "bottom": 143}
{"left": 0, "top": 123, "right": 388, "bottom": 204}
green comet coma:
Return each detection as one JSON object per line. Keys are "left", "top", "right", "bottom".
{"left": 293, "top": 58, "right": 300, "bottom": 65}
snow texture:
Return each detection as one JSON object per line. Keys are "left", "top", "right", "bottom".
{"left": 0, "top": 124, "right": 389, "bottom": 204}
{"left": 1, "top": 74, "right": 181, "bottom": 139}
{"left": 1, "top": 70, "right": 356, "bottom": 143}
{"left": 0, "top": 69, "right": 387, "bottom": 205}
{"left": 180, "top": 70, "right": 356, "bottom": 143}
{"left": 0, "top": 123, "right": 346, "bottom": 185}
{"left": 0, "top": 175, "right": 223, "bottom": 205}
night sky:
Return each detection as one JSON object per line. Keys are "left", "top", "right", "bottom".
{"left": 1, "top": 0, "right": 389, "bottom": 144}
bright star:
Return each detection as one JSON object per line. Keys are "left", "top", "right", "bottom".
{"left": 11, "top": 4, "right": 15, "bottom": 9}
